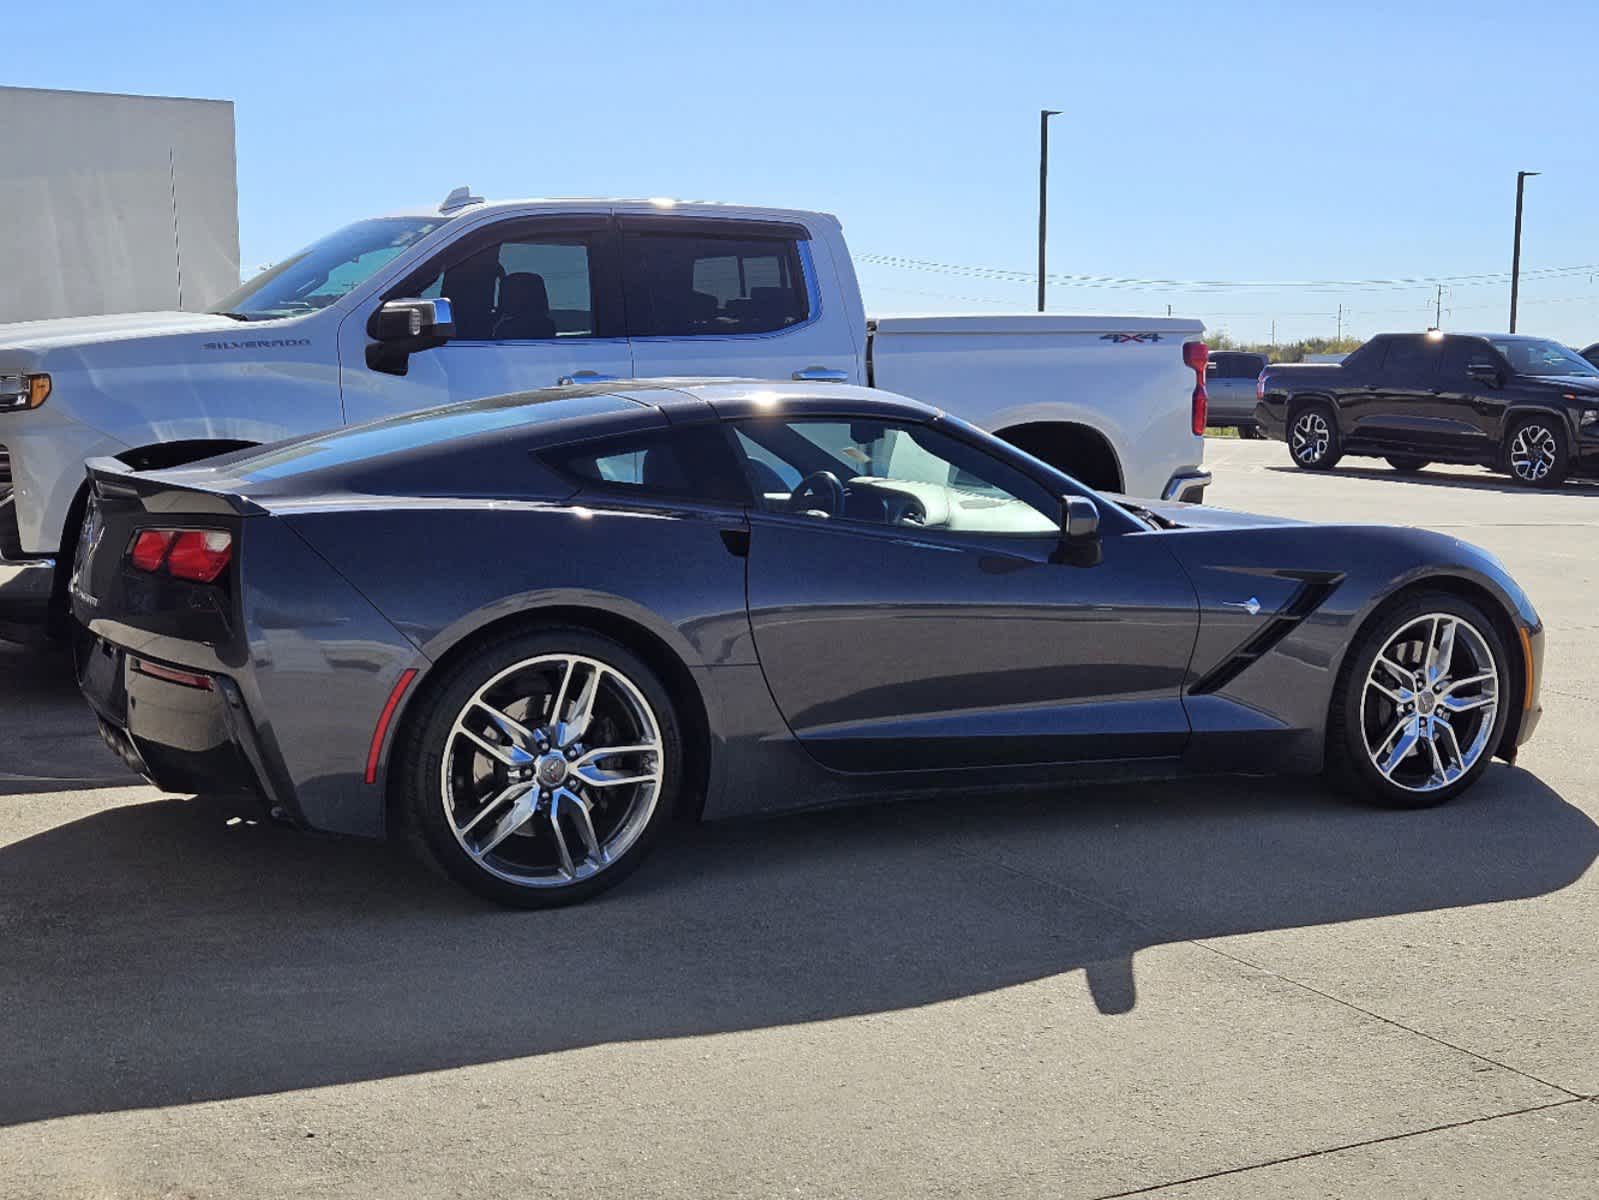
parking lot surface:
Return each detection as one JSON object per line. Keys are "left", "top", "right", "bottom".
{"left": 1, "top": 440, "right": 1596, "bottom": 1199}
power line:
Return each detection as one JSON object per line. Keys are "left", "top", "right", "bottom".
{"left": 856, "top": 254, "right": 1599, "bottom": 294}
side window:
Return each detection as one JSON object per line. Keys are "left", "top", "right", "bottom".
{"left": 403, "top": 232, "right": 604, "bottom": 342}
{"left": 1380, "top": 337, "right": 1442, "bottom": 379}
{"left": 537, "top": 425, "right": 749, "bottom": 505}
{"left": 623, "top": 232, "right": 810, "bottom": 336}
{"left": 731, "top": 417, "right": 1060, "bottom": 536}
{"left": 1440, "top": 338, "right": 1495, "bottom": 379}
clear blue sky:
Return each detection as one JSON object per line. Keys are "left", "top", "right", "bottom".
{"left": 11, "top": 0, "right": 1599, "bottom": 345}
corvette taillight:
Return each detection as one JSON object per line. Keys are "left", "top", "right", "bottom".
{"left": 127, "top": 528, "right": 233, "bottom": 583}
{"left": 1183, "top": 341, "right": 1209, "bottom": 435}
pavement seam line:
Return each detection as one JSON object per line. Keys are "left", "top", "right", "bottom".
{"left": 1081, "top": 1098, "right": 1587, "bottom": 1199}
{"left": 949, "top": 845, "right": 1585, "bottom": 1100}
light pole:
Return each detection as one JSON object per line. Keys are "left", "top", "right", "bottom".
{"left": 1509, "top": 170, "right": 1540, "bottom": 333}
{"left": 1037, "top": 109, "right": 1060, "bottom": 313}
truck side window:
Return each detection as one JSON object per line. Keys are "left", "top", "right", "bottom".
{"left": 406, "top": 236, "right": 603, "bottom": 342}
{"left": 623, "top": 233, "right": 810, "bottom": 337}
{"left": 1381, "top": 337, "right": 1442, "bottom": 379}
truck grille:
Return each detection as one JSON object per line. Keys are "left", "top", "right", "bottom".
{"left": 0, "top": 446, "right": 24, "bottom": 560}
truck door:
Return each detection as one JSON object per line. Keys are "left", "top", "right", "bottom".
{"left": 1431, "top": 336, "right": 1509, "bottom": 455}
{"left": 338, "top": 215, "right": 632, "bottom": 426}
{"left": 1358, "top": 335, "right": 1448, "bottom": 450}
{"left": 619, "top": 216, "right": 860, "bottom": 386}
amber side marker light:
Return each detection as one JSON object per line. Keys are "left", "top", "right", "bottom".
{"left": 1519, "top": 627, "right": 1535, "bottom": 711}
{"left": 365, "top": 668, "right": 419, "bottom": 784}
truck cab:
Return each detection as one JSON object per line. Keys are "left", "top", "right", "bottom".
{"left": 0, "top": 191, "right": 1208, "bottom": 639}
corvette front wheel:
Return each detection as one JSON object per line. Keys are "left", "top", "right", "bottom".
{"left": 1328, "top": 593, "right": 1511, "bottom": 808}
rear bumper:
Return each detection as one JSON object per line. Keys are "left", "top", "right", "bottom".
{"left": 1255, "top": 400, "right": 1288, "bottom": 441}
{"left": 77, "top": 635, "right": 295, "bottom": 820}
{"left": 1161, "top": 468, "right": 1212, "bottom": 504}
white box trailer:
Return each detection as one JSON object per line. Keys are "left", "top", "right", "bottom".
{"left": 0, "top": 86, "right": 239, "bottom": 322}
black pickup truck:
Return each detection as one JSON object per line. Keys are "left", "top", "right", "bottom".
{"left": 1256, "top": 331, "right": 1599, "bottom": 487}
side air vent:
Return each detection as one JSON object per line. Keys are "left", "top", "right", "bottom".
{"left": 1189, "top": 574, "right": 1344, "bottom": 695}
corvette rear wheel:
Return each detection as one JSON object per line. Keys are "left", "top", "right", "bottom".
{"left": 400, "top": 628, "right": 681, "bottom": 907}
{"left": 1329, "top": 593, "right": 1510, "bottom": 808}
{"left": 1289, "top": 404, "right": 1342, "bottom": 471}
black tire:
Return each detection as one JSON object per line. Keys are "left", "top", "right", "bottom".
{"left": 397, "top": 626, "right": 684, "bottom": 908}
{"left": 1385, "top": 456, "right": 1430, "bottom": 473}
{"left": 1288, "top": 402, "right": 1342, "bottom": 471}
{"left": 1327, "top": 590, "right": 1512, "bottom": 810}
{"left": 1502, "top": 414, "right": 1569, "bottom": 488}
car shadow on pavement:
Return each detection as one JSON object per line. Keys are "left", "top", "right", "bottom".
{"left": 1265, "top": 464, "right": 1599, "bottom": 497}
{"left": 0, "top": 643, "right": 138, "bottom": 796}
{"left": 0, "top": 767, "right": 1592, "bottom": 1127}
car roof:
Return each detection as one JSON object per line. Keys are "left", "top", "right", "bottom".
{"left": 378, "top": 197, "right": 839, "bottom": 229}
{"left": 605, "top": 379, "right": 936, "bottom": 423}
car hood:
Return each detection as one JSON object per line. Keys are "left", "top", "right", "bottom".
{"left": 1533, "top": 375, "right": 1599, "bottom": 394}
{"left": 0, "top": 311, "right": 247, "bottom": 355}
{"left": 1110, "top": 495, "right": 1305, "bottom": 530}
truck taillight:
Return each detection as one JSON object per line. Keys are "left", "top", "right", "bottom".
{"left": 1183, "top": 341, "right": 1209, "bottom": 436}
{"left": 128, "top": 528, "right": 233, "bottom": 583}
{"left": 1256, "top": 372, "right": 1267, "bottom": 401}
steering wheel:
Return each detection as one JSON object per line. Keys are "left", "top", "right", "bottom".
{"left": 786, "top": 470, "right": 847, "bottom": 517}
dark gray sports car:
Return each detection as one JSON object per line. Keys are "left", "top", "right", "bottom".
{"left": 72, "top": 381, "right": 1544, "bottom": 907}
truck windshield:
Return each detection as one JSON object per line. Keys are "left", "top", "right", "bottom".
{"left": 1487, "top": 338, "right": 1599, "bottom": 377}
{"left": 211, "top": 217, "right": 445, "bottom": 321}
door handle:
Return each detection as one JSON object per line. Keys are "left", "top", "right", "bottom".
{"left": 792, "top": 366, "right": 850, "bottom": 383}
{"left": 557, "top": 370, "right": 622, "bottom": 385}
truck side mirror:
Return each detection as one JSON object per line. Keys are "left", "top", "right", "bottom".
{"left": 1467, "top": 359, "right": 1502, "bottom": 386}
{"left": 366, "top": 298, "right": 456, "bottom": 376}
{"left": 1053, "top": 495, "right": 1102, "bottom": 566}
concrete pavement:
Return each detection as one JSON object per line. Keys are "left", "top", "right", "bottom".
{"left": 1, "top": 440, "right": 1594, "bottom": 1198}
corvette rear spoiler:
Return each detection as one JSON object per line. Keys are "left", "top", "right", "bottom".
{"left": 85, "top": 457, "right": 268, "bottom": 517}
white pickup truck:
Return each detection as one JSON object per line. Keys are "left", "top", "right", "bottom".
{"left": 0, "top": 191, "right": 1209, "bottom": 637}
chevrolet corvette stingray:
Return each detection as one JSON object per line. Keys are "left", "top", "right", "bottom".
{"left": 72, "top": 381, "right": 1544, "bottom": 907}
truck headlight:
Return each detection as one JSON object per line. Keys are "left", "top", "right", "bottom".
{"left": 0, "top": 373, "right": 50, "bottom": 412}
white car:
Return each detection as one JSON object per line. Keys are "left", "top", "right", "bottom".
{"left": 0, "top": 190, "right": 1210, "bottom": 638}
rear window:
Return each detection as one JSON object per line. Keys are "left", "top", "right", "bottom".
{"left": 230, "top": 393, "right": 638, "bottom": 482}
{"left": 623, "top": 232, "right": 810, "bottom": 336}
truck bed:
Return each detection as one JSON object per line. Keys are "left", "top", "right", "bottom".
{"left": 866, "top": 314, "right": 1207, "bottom": 499}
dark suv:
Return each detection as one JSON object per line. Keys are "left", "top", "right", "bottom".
{"left": 1256, "top": 332, "right": 1599, "bottom": 487}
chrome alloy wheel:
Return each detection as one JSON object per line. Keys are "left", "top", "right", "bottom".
{"left": 441, "top": 654, "right": 664, "bottom": 888}
{"left": 1291, "top": 412, "right": 1331, "bottom": 464}
{"left": 1509, "top": 423, "right": 1558, "bottom": 482}
{"left": 1361, "top": 613, "right": 1499, "bottom": 794}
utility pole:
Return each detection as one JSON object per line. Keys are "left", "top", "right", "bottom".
{"left": 1510, "top": 170, "right": 1540, "bottom": 333}
{"left": 1270, "top": 319, "right": 1276, "bottom": 347}
{"left": 1037, "top": 109, "right": 1060, "bottom": 313}
{"left": 1166, "top": 303, "right": 1172, "bottom": 317}
{"left": 1434, "top": 283, "right": 1443, "bottom": 328}
{"left": 1336, "top": 304, "right": 1343, "bottom": 341}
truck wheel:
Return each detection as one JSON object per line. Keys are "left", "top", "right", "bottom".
{"left": 1385, "top": 456, "right": 1430, "bottom": 474}
{"left": 1503, "top": 416, "right": 1568, "bottom": 487}
{"left": 1288, "top": 403, "right": 1342, "bottom": 471}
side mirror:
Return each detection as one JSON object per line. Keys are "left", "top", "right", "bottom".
{"left": 1054, "top": 495, "right": 1102, "bottom": 566}
{"left": 369, "top": 297, "right": 455, "bottom": 343}
{"left": 1062, "top": 495, "right": 1099, "bottom": 540}
{"left": 1467, "top": 359, "right": 1501, "bottom": 385}
{"left": 365, "top": 298, "right": 456, "bottom": 376}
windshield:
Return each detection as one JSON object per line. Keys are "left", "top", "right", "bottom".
{"left": 212, "top": 217, "right": 445, "bottom": 320}
{"left": 1487, "top": 338, "right": 1599, "bottom": 378}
